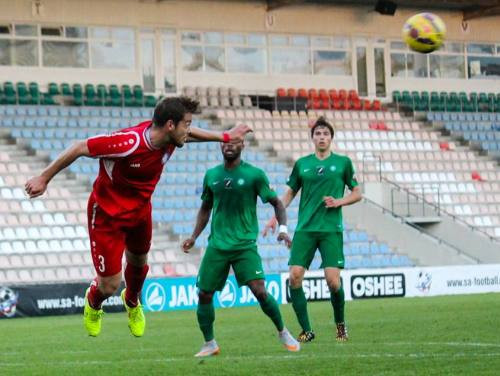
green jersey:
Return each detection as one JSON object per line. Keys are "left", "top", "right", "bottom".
{"left": 201, "top": 161, "right": 277, "bottom": 250}
{"left": 287, "top": 153, "right": 358, "bottom": 232}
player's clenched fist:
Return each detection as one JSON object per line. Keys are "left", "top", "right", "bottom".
{"left": 181, "top": 237, "right": 195, "bottom": 253}
{"left": 227, "top": 123, "right": 253, "bottom": 142}
{"left": 25, "top": 176, "right": 49, "bottom": 198}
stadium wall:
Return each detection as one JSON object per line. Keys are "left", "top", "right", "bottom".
{"left": 0, "top": 0, "right": 498, "bottom": 95}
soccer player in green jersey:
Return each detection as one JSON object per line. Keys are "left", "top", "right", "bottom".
{"left": 182, "top": 139, "right": 301, "bottom": 357}
{"left": 264, "top": 117, "right": 362, "bottom": 343}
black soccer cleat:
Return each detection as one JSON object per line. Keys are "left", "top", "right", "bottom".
{"left": 297, "top": 330, "right": 315, "bottom": 343}
{"left": 336, "top": 322, "right": 348, "bottom": 342}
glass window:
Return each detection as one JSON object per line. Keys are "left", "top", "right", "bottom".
{"left": 161, "top": 29, "right": 175, "bottom": 37}
{"left": 204, "top": 46, "right": 225, "bottom": 72}
{"left": 41, "top": 27, "right": 62, "bottom": 37}
{"left": 467, "top": 43, "right": 494, "bottom": 55}
{"left": 430, "top": 55, "right": 465, "bottom": 78}
{"left": 269, "top": 35, "right": 288, "bottom": 46}
{"left": 66, "top": 26, "right": 87, "bottom": 39}
{"left": 390, "top": 41, "right": 406, "bottom": 50}
{"left": 291, "top": 35, "right": 309, "bottom": 47}
{"left": 0, "top": 39, "right": 38, "bottom": 66}
{"left": 313, "top": 50, "right": 351, "bottom": 75}
{"left": 204, "top": 32, "right": 223, "bottom": 44}
{"left": 141, "top": 37, "right": 155, "bottom": 92}
{"left": 91, "top": 42, "right": 135, "bottom": 69}
{"left": 332, "top": 36, "right": 350, "bottom": 49}
{"left": 407, "top": 53, "right": 428, "bottom": 78}
{"left": 467, "top": 56, "right": 500, "bottom": 79}
{"left": 91, "top": 27, "right": 111, "bottom": 39}
{"left": 181, "top": 45, "right": 203, "bottom": 71}
{"left": 162, "top": 39, "right": 176, "bottom": 92}
{"left": 247, "top": 33, "right": 266, "bottom": 46}
{"left": 0, "top": 25, "right": 11, "bottom": 35}
{"left": 225, "top": 33, "right": 245, "bottom": 44}
{"left": 445, "top": 42, "right": 464, "bottom": 53}
{"left": 42, "top": 41, "right": 88, "bottom": 67}
{"left": 227, "top": 47, "right": 265, "bottom": 73}
{"left": 181, "top": 31, "right": 201, "bottom": 43}
{"left": 390, "top": 53, "right": 406, "bottom": 77}
{"left": 112, "top": 28, "right": 134, "bottom": 41}
{"left": 311, "top": 36, "right": 330, "bottom": 48}
{"left": 271, "top": 48, "right": 310, "bottom": 74}
{"left": 14, "top": 24, "right": 37, "bottom": 36}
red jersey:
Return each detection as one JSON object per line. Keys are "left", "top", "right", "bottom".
{"left": 87, "top": 121, "right": 175, "bottom": 219}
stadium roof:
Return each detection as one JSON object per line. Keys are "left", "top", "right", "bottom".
{"left": 259, "top": 0, "right": 500, "bottom": 21}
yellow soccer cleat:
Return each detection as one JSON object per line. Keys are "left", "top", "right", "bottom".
{"left": 121, "top": 289, "right": 146, "bottom": 337}
{"left": 84, "top": 288, "right": 103, "bottom": 337}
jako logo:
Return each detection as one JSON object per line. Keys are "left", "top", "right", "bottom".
{"left": 351, "top": 274, "right": 405, "bottom": 299}
{"left": 145, "top": 282, "right": 167, "bottom": 311}
{"left": 217, "top": 280, "right": 237, "bottom": 308}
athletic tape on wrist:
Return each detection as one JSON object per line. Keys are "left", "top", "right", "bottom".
{"left": 279, "top": 225, "right": 288, "bottom": 234}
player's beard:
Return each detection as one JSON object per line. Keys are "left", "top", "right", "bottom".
{"left": 223, "top": 151, "right": 240, "bottom": 162}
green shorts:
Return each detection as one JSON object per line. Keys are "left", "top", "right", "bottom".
{"left": 197, "top": 245, "right": 265, "bottom": 292}
{"left": 289, "top": 231, "right": 344, "bottom": 269}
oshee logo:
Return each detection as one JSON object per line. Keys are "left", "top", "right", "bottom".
{"left": 145, "top": 282, "right": 167, "bottom": 311}
{"left": 351, "top": 274, "right": 405, "bottom": 299}
{"left": 285, "top": 277, "right": 339, "bottom": 302}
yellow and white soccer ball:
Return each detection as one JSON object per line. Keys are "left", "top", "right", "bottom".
{"left": 402, "top": 13, "right": 446, "bottom": 54}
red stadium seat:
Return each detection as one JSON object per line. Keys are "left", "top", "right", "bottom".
{"left": 372, "top": 100, "right": 382, "bottom": 111}
{"left": 277, "top": 88, "right": 287, "bottom": 97}
{"left": 297, "top": 88, "right": 308, "bottom": 98}
{"left": 439, "top": 142, "right": 450, "bottom": 151}
{"left": 471, "top": 171, "right": 485, "bottom": 182}
{"left": 339, "top": 89, "right": 347, "bottom": 100}
{"left": 320, "top": 98, "right": 330, "bottom": 109}
{"left": 363, "top": 100, "right": 372, "bottom": 110}
{"left": 348, "top": 90, "right": 359, "bottom": 100}
{"left": 329, "top": 89, "right": 339, "bottom": 100}
{"left": 308, "top": 89, "right": 319, "bottom": 99}
{"left": 318, "top": 89, "right": 329, "bottom": 100}
{"left": 342, "top": 100, "right": 351, "bottom": 110}
{"left": 287, "top": 88, "right": 297, "bottom": 97}
{"left": 308, "top": 98, "right": 321, "bottom": 109}
{"left": 351, "top": 99, "right": 362, "bottom": 110}
{"left": 332, "top": 99, "right": 342, "bottom": 110}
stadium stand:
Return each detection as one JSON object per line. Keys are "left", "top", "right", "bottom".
{"left": 0, "top": 104, "right": 413, "bottom": 284}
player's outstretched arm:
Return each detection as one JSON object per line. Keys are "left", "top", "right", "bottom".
{"left": 187, "top": 123, "right": 252, "bottom": 143}
{"left": 181, "top": 199, "right": 213, "bottom": 253}
{"left": 263, "top": 188, "right": 297, "bottom": 236}
{"left": 267, "top": 196, "right": 292, "bottom": 248}
{"left": 25, "top": 140, "right": 91, "bottom": 198}
{"left": 323, "top": 186, "right": 362, "bottom": 208}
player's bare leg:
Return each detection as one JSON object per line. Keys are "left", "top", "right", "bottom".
{"left": 84, "top": 272, "right": 121, "bottom": 336}
{"left": 325, "top": 267, "right": 348, "bottom": 341}
{"left": 122, "top": 251, "right": 148, "bottom": 337}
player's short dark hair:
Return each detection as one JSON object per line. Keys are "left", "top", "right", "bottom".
{"left": 310, "top": 116, "right": 334, "bottom": 138}
{"left": 152, "top": 96, "right": 199, "bottom": 127}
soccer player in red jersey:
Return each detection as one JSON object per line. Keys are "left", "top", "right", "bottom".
{"left": 25, "top": 97, "right": 251, "bottom": 337}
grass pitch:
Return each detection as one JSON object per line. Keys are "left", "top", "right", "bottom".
{"left": 1, "top": 293, "right": 499, "bottom": 375}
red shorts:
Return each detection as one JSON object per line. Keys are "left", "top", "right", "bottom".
{"left": 87, "top": 194, "right": 152, "bottom": 277}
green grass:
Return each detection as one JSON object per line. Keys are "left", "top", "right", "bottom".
{"left": 1, "top": 294, "right": 499, "bottom": 375}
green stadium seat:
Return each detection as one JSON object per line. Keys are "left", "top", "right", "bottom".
{"left": 392, "top": 90, "right": 401, "bottom": 103}
{"left": 48, "top": 82, "right": 60, "bottom": 96}
{"left": 84, "top": 84, "right": 101, "bottom": 106}
{"left": 41, "top": 93, "right": 57, "bottom": 105}
{"left": 133, "top": 85, "right": 144, "bottom": 106}
{"left": 144, "top": 95, "right": 157, "bottom": 107}
{"left": 107, "top": 85, "right": 122, "bottom": 106}
{"left": 121, "top": 85, "right": 137, "bottom": 107}
{"left": 29, "top": 82, "right": 40, "bottom": 104}
{"left": 96, "top": 84, "right": 107, "bottom": 105}
{"left": 16, "top": 82, "right": 31, "bottom": 105}
{"left": 3, "top": 82, "right": 16, "bottom": 105}
{"left": 61, "top": 83, "right": 72, "bottom": 96}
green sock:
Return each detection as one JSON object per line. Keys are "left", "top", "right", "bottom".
{"left": 289, "top": 286, "right": 312, "bottom": 332}
{"left": 197, "top": 302, "right": 215, "bottom": 342}
{"left": 330, "top": 284, "right": 345, "bottom": 324}
{"left": 259, "top": 295, "right": 284, "bottom": 332}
